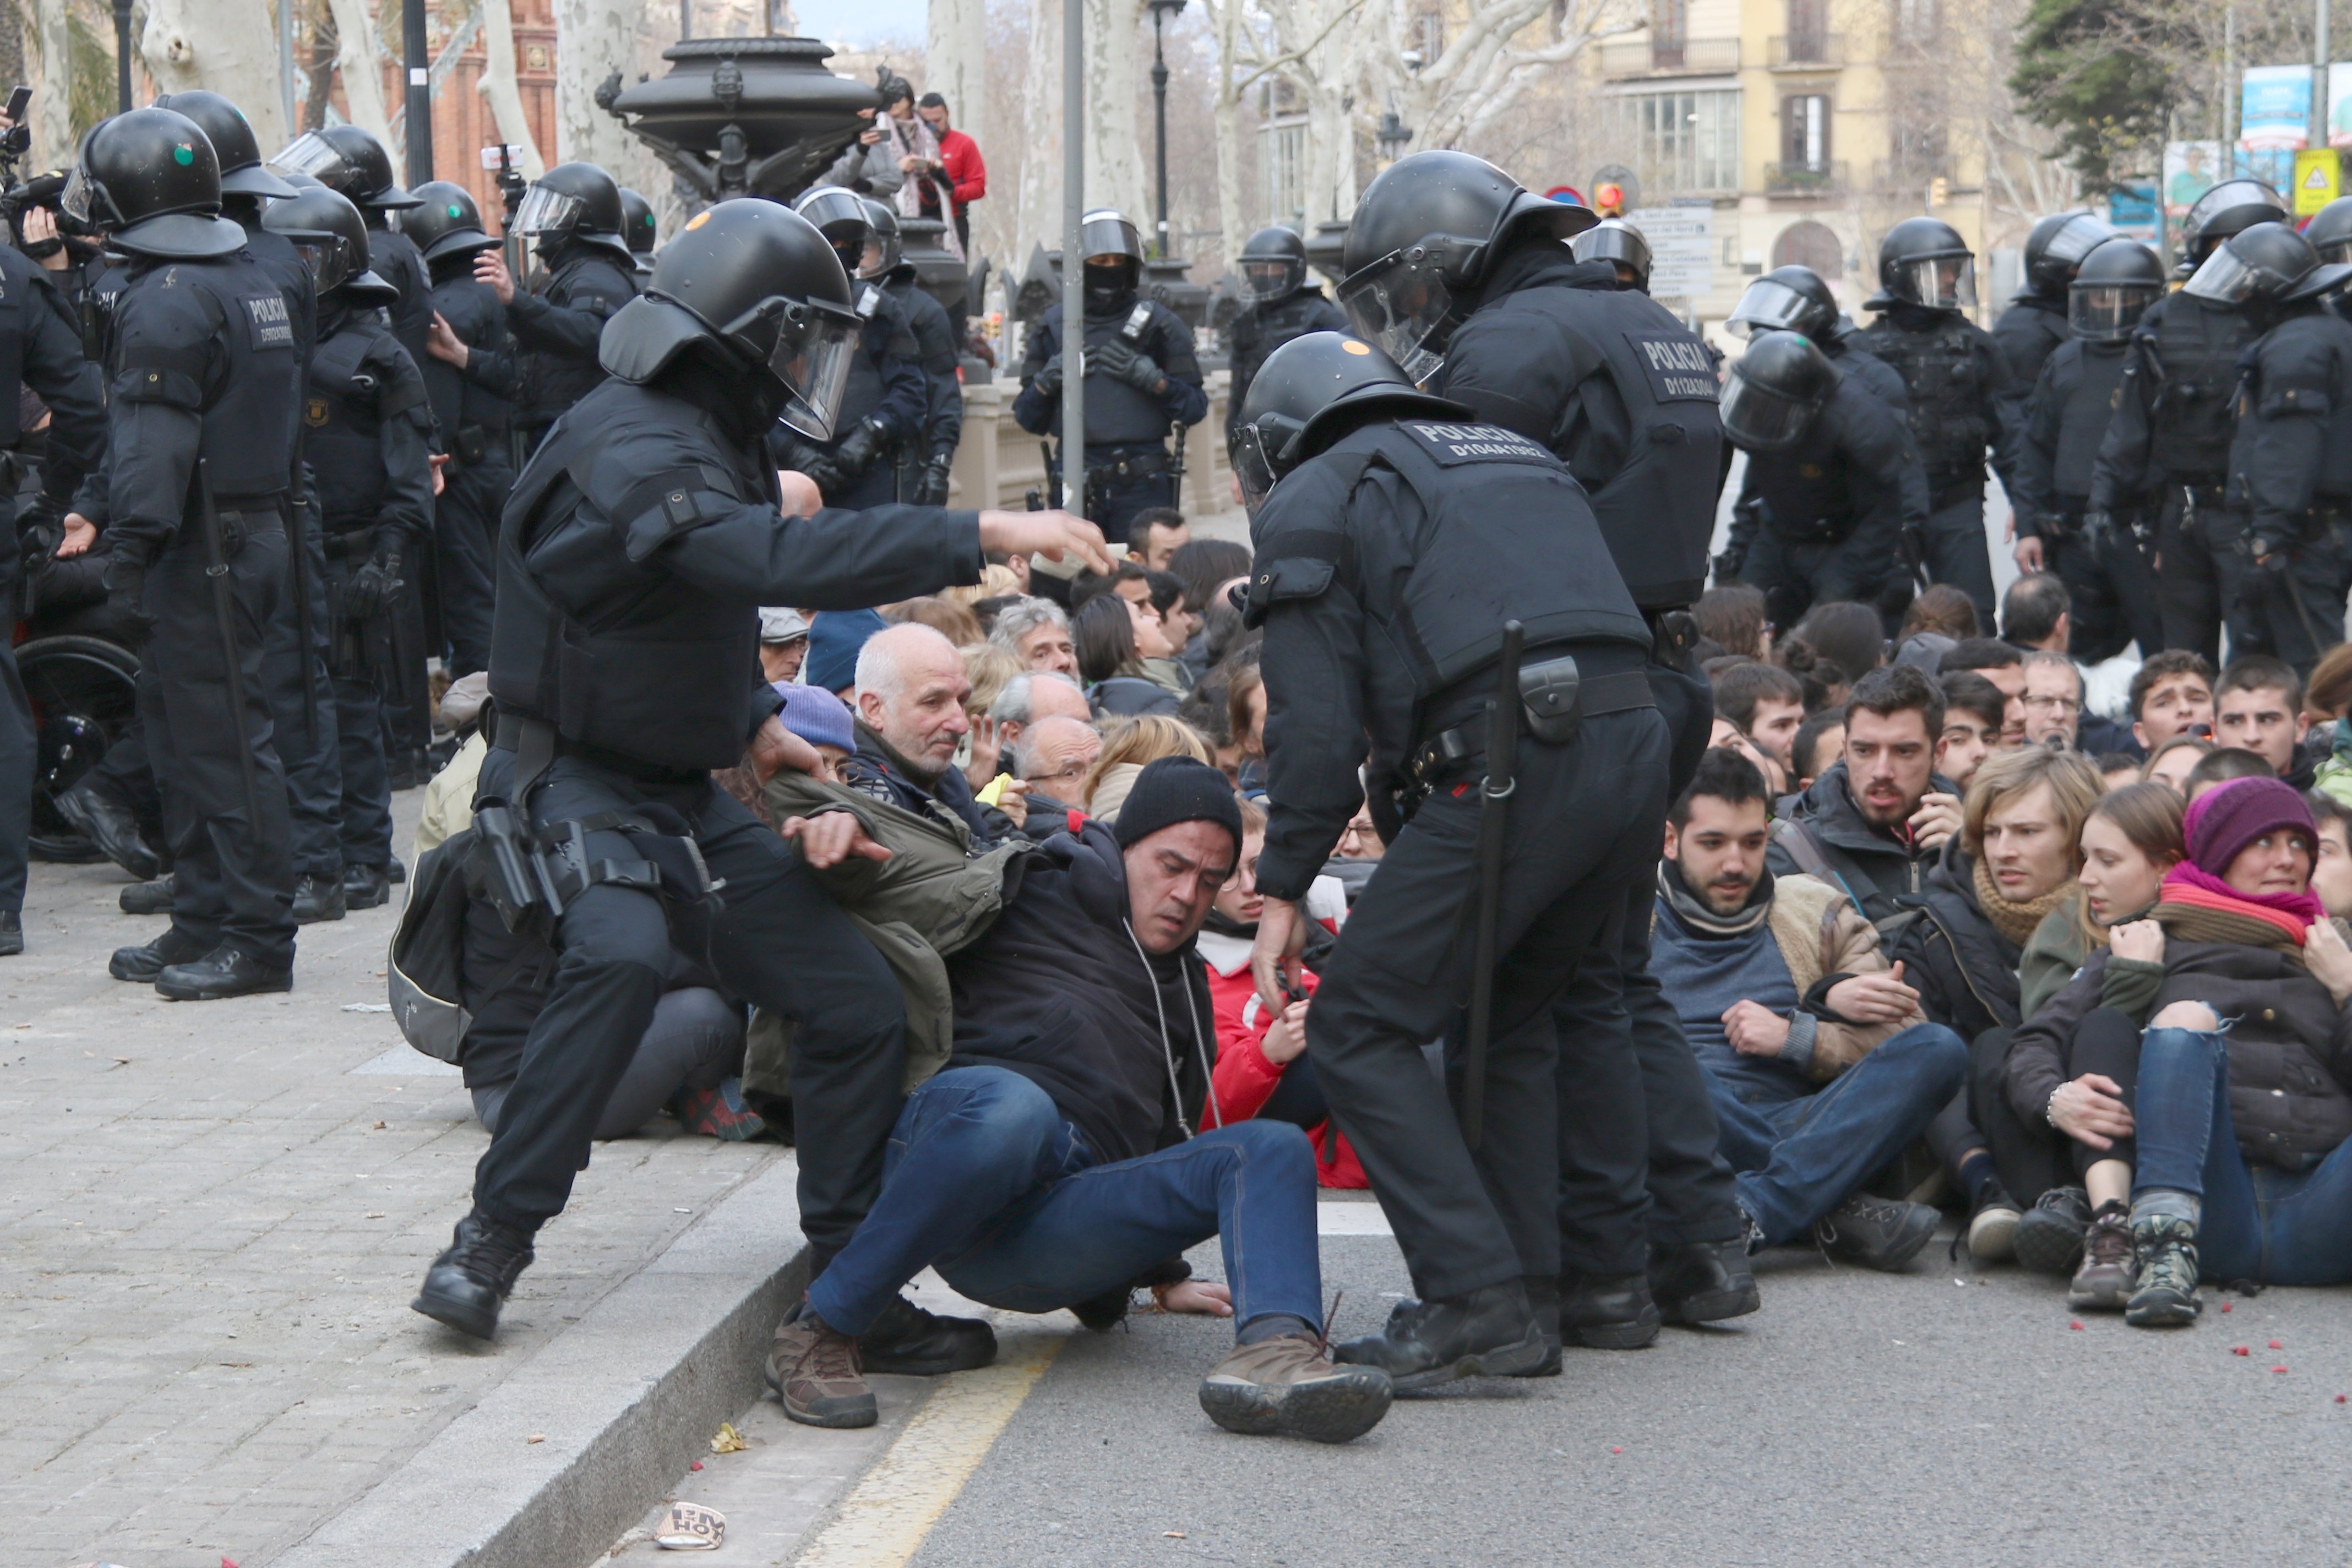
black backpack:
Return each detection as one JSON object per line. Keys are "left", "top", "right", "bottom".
{"left": 386, "top": 834, "right": 475, "bottom": 1062}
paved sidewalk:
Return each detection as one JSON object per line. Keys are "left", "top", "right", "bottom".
{"left": 0, "top": 797, "right": 781, "bottom": 1568}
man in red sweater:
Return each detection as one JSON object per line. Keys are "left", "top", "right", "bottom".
{"left": 916, "top": 92, "right": 986, "bottom": 257}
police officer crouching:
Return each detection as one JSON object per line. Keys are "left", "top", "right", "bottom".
{"left": 775, "top": 187, "right": 927, "bottom": 509}
{"left": 1224, "top": 225, "right": 1346, "bottom": 447}
{"left": 265, "top": 188, "right": 434, "bottom": 911}
{"left": 1013, "top": 209, "right": 1208, "bottom": 542}
{"left": 1237, "top": 333, "right": 1670, "bottom": 1387}
{"left": 861, "top": 200, "right": 965, "bottom": 505}
{"left": 1727, "top": 264, "right": 1912, "bottom": 413}
{"left": 409, "top": 198, "right": 1110, "bottom": 1343}
{"left": 67, "top": 108, "right": 306, "bottom": 999}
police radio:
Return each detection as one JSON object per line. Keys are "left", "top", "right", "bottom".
{"left": 1121, "top": 301, "right": 1153, "bottom": 342}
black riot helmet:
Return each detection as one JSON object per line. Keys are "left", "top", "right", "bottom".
{"left": 859, "top": 198, "right": 902, "bottom": 278}
{"left": 2022, "top": 210, "right": 2116, "bottom": 296}
{"left": 1238, "top": 226, "right": 1309, "bottom": 306}
{"left": 1719, "top": 330, "right": 1841, "bottom": 453}
{"left": 1727, "top": 265, "right": 1838, "bottom": 341}
{"left": 793, "top": 184, "right": 873, "bottom": 280}
{"left": 513, "top": 161, "right": 633, "bottom": 263}
{"left": 62, "top": 108, "right": 247, "bottom": 259}
{"left": 598, "top": 199, "right": 864, "bottom": 441}
{"left": 262, "top": 185, "right": 377, "bottom": 296}
{"left": 2182, "top": 219, "right": 2352, "bottom": 307}
{"left": 2304, "top": 195, "right": 2352, "bottom": 264}
{"left": 150, "top": 90, "right": 297, "bottom": 200}
{"left": 619, "top": 188, "right": 657, "bottom": 257}
{"left": 1080, "top": 208, "right": 1146, "bottom": 313}
{"left": 271, "top": 123, "right": 420, "bottom": 209}
{"left": 1874, "top": 217, "right": 1976, "bottom": 311}
{"left": 1340, "top": 150, "right": 1598, "bottom": 382}
{"left": 2184, "top": 178, "right": 2288, "bottom": 263}
{"left": 401, "top": 180, "right": 496, "bottom": 264}
{"left": 2067, "top": 237, "right": 2165, "bottom": 341}
{"left": 1229, "top": 330, "right": 1467, "bottom": 507}
{"left": 1570, "top": 217, "right": 1653, "bottom": 291}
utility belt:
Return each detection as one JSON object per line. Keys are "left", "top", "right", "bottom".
{"left": 1402, "top": 651, "right": 1655, "bottom": 805}
{"left": 1085, "top": 445, "right": 1170, "bottom": 483}
{"left": 1645, "top": 608, "right": 1698, "bottom": 668}
{"left": 192, "top": 497, "right": 288, "bottom": 557}
{"left": 1924, "top": 470, "right": 1985, "bottom": 508}
{"left": 320, "top": 521, "right": 383, "bottom": 560}
{"left": 446, "top": 422, "right": 510, "bottom": 473}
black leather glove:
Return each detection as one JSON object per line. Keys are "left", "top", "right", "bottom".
{"left": 1092, "top": 337, "right": 1166, "bottom": 394}
{"left": 1711, "top": 548, "right": 1745, "bottom": 585}
{"left": 16, "top": 501, "right": 62, "bottom": 576}
{"left": 831, "top": 418, "right": 888, "bottom": 479}
{"left": 2079, "top": 509, "right": 2111, "bottom": 546}
{"left": 1028, "top": 352, "right": 1064, "bottom": 400}
{"left": 102, "top": 548, "right": 155, "bottom": 647}
{"left": 914, "top": 453, "right": 955, "bottom": 507}
{"left": 799, "top": 453, "right": 846, "bottom": 499}
{"left": 343, "top": 538, "right": 405, "bottom": 622}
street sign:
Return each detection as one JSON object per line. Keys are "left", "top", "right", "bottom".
{"left": 2295, "top": 146, "right": 2342, "bottom": 215}
{"left": 1624, "top": 205, "right": 1714, "bottom": 299}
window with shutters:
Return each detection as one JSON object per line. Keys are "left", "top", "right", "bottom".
{"left": 1781, "top": 94, "right": 1832, "bottom": 171}
{"left": 1605, "top": 88, "right": 1741, "bottom": 194}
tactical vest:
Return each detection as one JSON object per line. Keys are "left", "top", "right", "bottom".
{"left": 306, "top": 319, "right": 410, "bottom": 529}
{"left": 1746, "top": 386, "right": 1868, "bottom": 543}
{"left": 1076, "top": 306, "right": 1179, "bottom": 448}
{"left": 488, "top": 380, "right": 776, "bottom": 771}
{"left": 118, "top": 255, "right": 303, "bottom": 499}
{"left": 2252, "top": 313, "right": 2352, "bottom": 502}
{"left": 1314, "top": 418, "right": 1651, "bottom": 697}
{"left": 1858, "top": 314, "right": 1990, "bottom": 491}
{"left": 0, "top": 258, "right": 28, "bottom": 447}
{"left": 2054, "top": 344, "right": 2129, "bottom": 499}
{"left": 836, "top": 282, "right": 894, "bottom": 435}
{"left": 1229, "top": 291, "right": 1344, "bottom": 413}
{"left": 2147, "top": 295, "right": 2252, "bottom": 483}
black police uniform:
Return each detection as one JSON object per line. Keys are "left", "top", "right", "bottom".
{"left": 1991, "top": 290, "right": 2070, "bottom": 437}
{"left": 478, "top": 355, "right": 990, "bottom": 1264}
{"left": 881, "top": 267, "right": 966, "bottom": 504}
{"left": 1723, "top": 374, "right": 1929, "bottom": 628}
{"left": 2088, "top": 291, "right": 2255, "bottom": 663}
{"left": 2222, "top": 301, "right": 2352, "bottom": 672}
{"left": 422, "top": 255, "right": 516, "bottom": 677}
{"left": 308, "top": 293, "right": 436, "bottom": 875}
{"left": 105, "top": 245, "right": 306, "bottom": 973}
{"left": 1012, "top": 296, "right": 1209, "bottom": 543}
{"left": 1855, "top": 302, "right": 2018, "bottom": 625}
{"left": 1246, "top": 414, "right": 1668, "bottom": 1302}
{"left": 1225, "top": 286, "right": 1347, "bottom": 444}
{"left": 0, "top": 246, "right": 108, "bottom": 943}
{"left": 2013, "top": 337, "right": 2160, "bottom": 663}
{"left": 508, "top": 239, "right": 641, "bottom": 453}
{"left": 772, "top": 279, "right": 928, "bottom": 509}
{"left": 1433, "top": 238, "right": 1750, "bottom": 1287}
{"left": 363, "top": 213, "right": 434, "bottom": 374}
{"left": 1820, "top": 319, "right": 1912, "bottom": 414}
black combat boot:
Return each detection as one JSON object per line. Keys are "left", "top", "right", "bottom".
{"left": 342, "top": 863, "right": 391, "bottom": 911}
{"left": 110, "top": 924, "right": 209, "bottom": 982}
{"left": 1332, "top": 1280, "right": 1548, "bottom": 1391}
{"left": 1515, "top": 1275, "right": 1563, "bottom": 1376}
{"left": 119, "top": 873, "right": 176, "bottom": 916}
{"left": 1561, "top": 1269, "right": 1662, "bottom": 1349}
{"left": 1647, "top": 1237, "right": 1761, "bottom": 1325}
{"left": 0, "top": 911, "right": 20, "bottom": 957}
{"left": 53, "top": 780, "right": 161, "bottom": 880}
{"left": 154, "top": 945, "right": 293, "bottom": 1001}
{"left": 856, "top": 1294, "right": 998, "bottom": 1374}
{"left": 412, "top": 1210, "right": 538, "bottom": 1340}
{"left": 292, "top": 874, "right": 347, "bottom": 924}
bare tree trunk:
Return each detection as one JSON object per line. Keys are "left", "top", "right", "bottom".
{"left": 1015, "top": 0, "right": 1062, "bottom": 264}
{"left": 1207, "top": 0, "right": 1245, "bottom": 267}
{"left": 553, "top": 0, "right": 640, "bottom": 169}
{"left": 324, "top": 0, "right": 393, "bottom": 146}
{"left": 34, "top": 0, "right": 73, "bottom": 171}
{"left": 1081, "top": 0, "right": 1145, "bottom": 218}
{"left": 927, "top": 0, "right": 987, "bottom": 154}
{"left": 477, "top": 0, "right": 546, "bottom": 178}
{"left": 138, "top": 0, "right": 291, "bottom": 151}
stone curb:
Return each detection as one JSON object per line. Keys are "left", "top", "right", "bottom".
{"left": 274, "top": 1159, "right": 807, "bottom": 1568}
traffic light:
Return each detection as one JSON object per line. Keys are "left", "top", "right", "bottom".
{"left": 1928, "top": 177, "right": 1950, "bottom": 209}
{"left": 1594, "top": 181, "right": 1626, "bottom": 217}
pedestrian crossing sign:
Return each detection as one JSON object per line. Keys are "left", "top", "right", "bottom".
{"left": 2294, "top": 148, "right": 2340, "bottom": 215}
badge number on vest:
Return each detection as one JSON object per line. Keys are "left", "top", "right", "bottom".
{"left": 1402, "top": 421, "right": 1552, "bottom": 464}
{"left": 1625, "top": 333, "right": 1719, "bottom": 402}
{"left": 244, "top": 293, "right": 295, "bottom": 350}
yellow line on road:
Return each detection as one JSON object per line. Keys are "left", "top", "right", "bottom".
{"left": 794, "top": 1325, "right": 1067, "bottom": 1567}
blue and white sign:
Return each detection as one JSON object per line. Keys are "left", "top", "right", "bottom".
{"left": 2241, "top": 64, "right": 2314, "bottom": 150}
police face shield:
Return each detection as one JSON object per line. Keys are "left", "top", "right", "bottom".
{"left": 1717, "top": 368, "right": 1822, "bottom": 453}
{"left": 2069, "top": 282, "right": 2158, "bottom": 341}
{"left": 270, "top": 130, "right": 347, "bottom": 183}
{"left": 2181, "top": 244, "right": 2274, "bottom": 303}
{"left": 2319, "top": 236, "right": 2352, "bottom": 266}
{"left": 744, "top": 297, "right": 863, "bottom": 442}
{"left": 1229, "top": 420, "right": 1293, "bottom": 509}
{"left": 1893, "top": 253, "right": 1977, "bottom": 309}
{"left": 858, "top": 238, "right": 889, "bottom": 279}
{"left": 2041, "top": 214, "right": 2111, "bottom": 277}
{"left": 1725, "top": 277, "right": 1821, "bottom": 339}
{"left": 1240, "top": 257, "right": 1302, "bottom": 304}
{"left": 1338, "top": 249, "right": 1455, "bottom": 386}
{"left": 513, "top": 182, "right": 585, "bottom": 237}
{"left": 58, "top": 164, "right": 111, "bottom": 227}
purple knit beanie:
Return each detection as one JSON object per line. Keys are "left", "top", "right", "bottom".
{"left": 2182, "top": 775, "right": 2316, "bottom": 878}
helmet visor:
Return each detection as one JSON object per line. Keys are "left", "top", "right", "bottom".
{"left": 1240, "top": 258, "right": 1301, "bottom": 304}
{"left": 1725, "top": 277, "right": 1820, "bottom": 339}
{"left": 2181, "top": 244, "right": 2268, "bottom": 303}
{"left": 513, "top": 183, "right": 584, "bottom": 238}
{"left": 59, "top": 164, "right": 104, "bottom": 226}
{"left": 271, "top": 131, "right": 346, "bottom": 182}
{"left": 2043, "top": 214, "right": 2111, "bottom": 274}
{"left": 761, "top": 299, "right": 863, "bottom": 443}
{"left": 2069, "top": 284, "right": 2157, "bottom": 341}
{"left": 1338, "top": 249, "right": 1453, "bottom": 386}
{"left": 1718, "top": 368, "right": 1820, "bottom": 452}
{"left": 1892, "top": 254, "right": 1977, "bottom": 309}
{"left": 1230, "top": 422, "right": 1282, "bottom": 509}
{"left": 2318, "top": 237, "right": 2352, "bottom": 266}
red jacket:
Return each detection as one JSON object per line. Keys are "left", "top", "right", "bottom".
{"left": 1194, "top": 893, "right": 1365, "bottom": 1187}
{"left": 937, "top": 129, "right": 986, "bottom": 210}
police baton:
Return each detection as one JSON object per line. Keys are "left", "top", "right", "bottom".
{"left": 1460, "top": 619, "right": 1525, "bottom": 1152}
{"left": 197, "top": 459, "right": 266, "bottom": 839}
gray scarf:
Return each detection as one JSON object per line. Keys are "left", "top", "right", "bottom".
{"left": 1657, "top": 858, "right": 1775, "bottom": 938}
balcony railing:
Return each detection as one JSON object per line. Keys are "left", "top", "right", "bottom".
{"left": 1765, "top": 159, "right": 1847, "bottom": 194}
{"left": 1768, "top": 32, "right": 1845, "bottom": 66}
{"left": 1599, "top": 36, "right": 1741, "bottom": 76}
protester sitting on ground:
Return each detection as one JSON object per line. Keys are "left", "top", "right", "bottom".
{"left": 959, "top": 641, "right": 1023, "bottom": 775}
{"left": 776, "top": 685, "right": 858, "bottom": 783}
{"left": 769, "top": 758, "right": 1395, "bottom": 1442}
{"left": 417, "top": 672, "right": 492, "bottom": 857}
{"left": 887, "top": 594, "right": 985, "bottom": 647}
{"left": 2001, "top": 782, "right": 2185, "bottom": 1299}
{"left": 2143, "top": 734, "right": 2213, "bottom": 797}
{"left": 1900, "top": 583, "right": 1981, "bottom": 645}
{"left": 1130, "top": 507, "right": 1191, "bottom": 571}
{"left": 1941, "top": 638, "right": 2028, "bottom": 747}
{"left": 1069, "top": 559, "right": 1148, "bottom": 612}
{"left": 469, "top": 970, "right": 755, "bottom": 1143}
{"left": 2095, "top": 754, "right": 2141, "bottom": 790}
{"left": 1195, "top": 798, "right": 1364, "bottom": 1186}
{"left": 807, "top": 607, "right": 888, "bottom": 697}
{"left": 1182, "top": 597, "right": 1256, "bottom": 689}
{"left": 1788, "top": 711, "right": 1845, "bottom": 794}
{"left": 1789, "top": 600, "right": 1886, "bottom": 689}
{"left": 759, "top": 607, "right": 812, "bottom": 685}
{"left": 1712, "top": 661, "right": 1806, "bottom": 770}
{"left": 2214, "top": 655, "right": 2315, "bottom": 787}
{"left": 2130, "top": 650, "right": 2215, "bottom": 753}
{"left": 2001, "top": 571, "right": 2071, "bottom": 654}
{"left": 2005, "top": 778, "right": 2352, "bottom": 1326}
{"left": 2305, "top": 642, "right": 2352, "bottom": 728}
{"left": 1072, "top": 594, "right": 1185, "bottom": 716}
{"left": 1083, "top": 714, "right": 1216, "bottom": 822}
{"left": 1709, "top": 715, "right": 1788, "bottom": 794}
{"left": 2020, "top": 650, "right": 2088, "bottom": 749}
{"left": 1935, "top": 671, "right": 2007, "bottom": 792}
{"left": 1891, "top": 745, "right": 2105, "bottom": 1256}
{"left": 988, "top": 595, "right": 1080, "bottom": 676}
{"left": 1768, "top": 665, "right": 1961, "bottom": 923}
{"left": 845, "top": 623, "right": 1022, "bottom": 840}
{"left": 1650, "top": 748, "right": 1964, "bottom": 1271}
{"left": 1695, "top": 584, "right": 1773, "bottom": 662}
{"left": 1225, "top": 662, "right": 1267, "bottom": 791}
{"left": 984, "top": 671, "right": 1093, "bottom": 786}
{"left": 1166, "top": 537, "right": 1251, "bottom": 625}
{"left": 2309, "top": 791, "right": 2352, "bottom": 918}
{"left": 2184, "top": 746, "right": 2276, "bottom": 802}
{"left": 1011, "top": 715, "right": 1102, "bottom": 835}
{"left": 1773, "top": 630, "right": 1851, "bottom": 715}
{"left": 941, "top": 562, "right": 1025, "bottom": 616}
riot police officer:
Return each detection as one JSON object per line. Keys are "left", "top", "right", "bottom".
{"left": 0, "top": 176, "right": 107, "bottom": 957}
{"left": 409, "top": 198, "right": 1109, "bottom": 1341}
{"left": 66, "top": 107, "right": 305, "bottom": 999}
{"left": 1569, "top": 217, "right": 1651, "bottom": 291}
{"left": 1718, "top": 330, "right": 1929, "bottom": 628}
{"left": 1726, "top": 264, "right": 1911, "bottom": 411}
{"left": 270, "top": 124, "right": 431, "bottom": 369}
{"left": 1991, "top": 210, "right": 2116, "bottom": 430}
{"left": 1223, "top": 225, "right": 1346, "bottom": 445}
{"left": 775, "top": 187, "right": 927, "bottom": 509}
{"left": 1343, "top": 149, "right": 1747, "bottom": 1346}
{"left": 1012, "top": 208, "right": 1209, "bottom": 542}
{"left": 618, "top": 187, "right": 658, "bottom": 282}
{"left": 2011, "top": 237, "right": 2166, "bottom": 663}
{"left": 862, "top": 199, "right": 964, "bottom": 505}
{"left": 486, "top": 161, "right": 643, "bottom": 457}
{"left": 1236, "top": 331, "right": 1669, "bottom": 1388}
{"left": 2202, "top": 222, "right": 2352, "bottom": 672}
{"left": 266, "top": 188, "right": 435, "bottom": 908}
{"left": 1855, "top": 217, "right": 2018, "bottom": 628}
{"left": 2089, "top": 179, "right": 2288, "bottom": 663}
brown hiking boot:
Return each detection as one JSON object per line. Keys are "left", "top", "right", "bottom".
{"left": 2068, "top": 1202, "right": 2136, "bottom": 1311}
{"left": 768, "top": 1309, "right": 876, "bottom": 1429}
{"left": 1198, "top": 1333, "right": 1393, "bottom": 1443}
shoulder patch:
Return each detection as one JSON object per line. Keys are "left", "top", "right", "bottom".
{"left": 1623, "top": 331, "right": 1719, "bottom": 402}
{"left": 242, "top": 292, "right": 295, "bottom": 351}
{"left": 1396, "top": 420, "right": 1555, "bottom": 466}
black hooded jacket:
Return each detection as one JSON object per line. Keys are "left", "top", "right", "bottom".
{"left": 1885, "top": 838, "right": 2025, "bottom": 1041}
{"left": 1766, "top": 760, "right": 1958, "bottom": 924}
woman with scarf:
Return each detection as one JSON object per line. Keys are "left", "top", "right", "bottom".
{"left": 2006, "top": 777, "right": 2352, "bottom": 1326}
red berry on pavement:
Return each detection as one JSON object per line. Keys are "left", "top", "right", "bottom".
{"left": 2234, "top": 1346, "right": 2250, "bottom": 1355}
{"left": 2221, "top": 1302, "right": 2233, "bottom": 1313}
{"left": 2269, "top": 1340, "right": 2284, "bottom": 1349}
{"left": 2068, "top": 1319, "right": 2083, "bottom": 1330}
{"left": 2336, "top": 1394, "right": 2346, "bottom": 1403}
{"left": 2274, "top": 1365, "right": 2289, "bottom": 1374}
{"left": 1610, "top": 1447, "right": 1623, "bottom": 1454}
{"left": 691, "top": 1460, "right": 704, "bottom": 1471}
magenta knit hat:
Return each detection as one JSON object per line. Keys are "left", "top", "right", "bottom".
{"left": 2182, "top": 776, "right": 2316, "bottom": 877}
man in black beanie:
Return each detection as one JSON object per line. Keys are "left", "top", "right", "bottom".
{"left": 767, "top": 758, "right": 1394, "bottom": 1444}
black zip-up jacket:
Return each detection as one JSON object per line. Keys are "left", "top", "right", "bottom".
{"left": 1885, "top": 839, "right": 2024, "bottom": 1041}
{"left": 1766, "top": 761, "right": 1958, "bottom": 924}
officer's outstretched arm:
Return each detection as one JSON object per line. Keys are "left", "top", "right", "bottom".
{"left": 508, "top": 268, "right": 625, "bottom": 361}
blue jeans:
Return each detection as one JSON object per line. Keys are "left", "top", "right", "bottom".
{"left": 805, "top": 1066, "right": 1325, "bottom": 1337}
{"left": 1702, "top": 1023, "right": 1967, "bottom": 1245}
{"left": 2133, "top": 1027, "right": 2352, "bottom": 1286}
